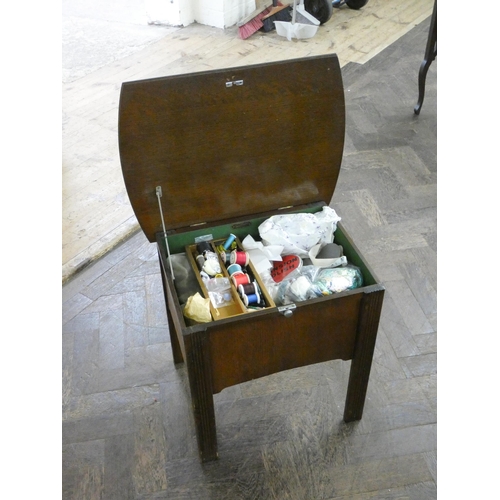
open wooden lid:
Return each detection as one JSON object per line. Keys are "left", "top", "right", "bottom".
{"left": 118, "top": 54, "right": 345, "bottom": 242}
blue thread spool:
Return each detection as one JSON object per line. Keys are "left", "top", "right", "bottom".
{"left": 243, "top": 290, "right": 260, "bottom": 307}
{"left": 223, "top": 233, "right": 237, "bottom": 250}
{"left": 227, "top": 263, "right": 242, "bottom": 276}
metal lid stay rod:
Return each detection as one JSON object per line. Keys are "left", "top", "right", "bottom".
{"left": 156, "top": 186, "right": 175, "bottom": 280}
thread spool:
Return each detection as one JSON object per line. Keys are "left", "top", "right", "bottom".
{"left": 195, "top": 254, "right": 205, "bottom": 271}
{"left": 216, "top": 244, "right": 232, "bottom": 265}
{"left": 243, "top": 290, "right": 260, "bottom": 307}
{"left": 227, "top": 263, "right": 242, "bottom": 276}
{"left": 230, "top": 250, "right": 249, "bottom": 266}
{"left": 231, "top": 272, "right": 251, "bottom": 287}
{"left": 223, "top": 233, "right": 237, "bottom": 250}
{"left": 219, "top": 251, "right": 230, "bottom": 265}
{"left": 196, "top": 241, "right": 212, "bottom": 255}
{"left": 238, "top": 282, "right": 259, "bottom": 296}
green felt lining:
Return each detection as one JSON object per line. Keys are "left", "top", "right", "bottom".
{"left": 157, "top": 204, "right": 377, "bottom": 287}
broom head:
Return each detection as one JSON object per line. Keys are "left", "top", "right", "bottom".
{"left": 238, "top": 7, "right": 272, "bottom": 39}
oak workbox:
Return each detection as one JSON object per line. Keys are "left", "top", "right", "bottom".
{"left": 118, "top": 54, "right": 385, "bottom": 461}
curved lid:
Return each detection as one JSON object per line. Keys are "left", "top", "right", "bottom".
{"left": 118, "top": 54, "right": 345, "bottom": 242}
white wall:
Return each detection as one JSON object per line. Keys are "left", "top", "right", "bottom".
{"left": 144, "top": 0, "right": 256, "bottom": 28}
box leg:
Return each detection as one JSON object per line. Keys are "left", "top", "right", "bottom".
{"left": 166, "top": 304, "right": 184, "bottom": 364}
{"left": 344, "top": 288, "right": 384, "bottom": 422}
{"left": 158, "top": 253, "right": 184, "bottom": 364}
{"left": 184, "top": 330, "right": 218, "bottom": 462}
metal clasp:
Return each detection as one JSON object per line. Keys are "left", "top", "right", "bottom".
{"left": 278, "top": 304, "right": 296, "bottom": 318}
{"left": 225, "top": 80, "right": 244, "bottom": 88}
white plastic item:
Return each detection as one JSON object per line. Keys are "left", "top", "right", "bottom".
{"left": 258, "top": 206, "right": 341, "bottom": 257}
{"left": 275, "top": 0, "right": 319, "bottom": 40}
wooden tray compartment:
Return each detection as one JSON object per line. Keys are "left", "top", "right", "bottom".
{"left": 184, "top": 235, "right": 277, "bottom": 321}
{"left": 212, "top": 236, "right": 276, "bottom": 310}
{"left": 185, "top": 241, "right": 246, "bottom": 320}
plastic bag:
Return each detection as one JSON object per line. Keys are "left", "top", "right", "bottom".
{"left": 275, "top": 268, "right": 322, "bottom": 305}
{"left": 258, "top": 206, "right": 341, "bottom": 257}
{"left": 201, "top": 251, "right": 221, "bottom": 277}
{"left": 205, "top": 277, "right": 234, "bottom": 309}
{"left": 168, "top": 253, "right": 203, "bottom": 305}
{"left": 313, "top": 265, "right": 363, "bottom": 295}
{"left": 183, "top": 293, "right": 212, "bottom": 323}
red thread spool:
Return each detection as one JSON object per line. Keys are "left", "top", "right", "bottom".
{"left": 231, "top": 272, "right": 251, "bottom": 287}
{"left": 230, "top": 250, "right": 249, "bottom": 266}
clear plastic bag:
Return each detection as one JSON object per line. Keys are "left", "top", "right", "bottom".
{"left": 258, "top": 206, "right": 341, "bottom": 257}
{"left": 168, "top": 253, "right": 203, "bottom": 306}
{"left": 205, "top": 277, "right": 234, "bottom": 308}
{"left": 201, "top": 251, "right": 221, "bottom": 277}
{"left": 313, "top": 265, "right": 363, "bottom": 294}
{"left": 275, "top": 269, "right": 322, "bottom": 305}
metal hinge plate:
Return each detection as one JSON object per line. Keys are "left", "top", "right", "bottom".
{"left": 278, "top": 304, "right": 297, "bottom": 317}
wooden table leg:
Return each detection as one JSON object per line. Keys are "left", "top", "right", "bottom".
{"left": 344, "top": 288, "right": 384, "bottom": 422}
{"left": 184, "top": 330, "right": 218, "bottom": 462}
{"left": 414, "top": 0, "right": 437, "bottom": 115}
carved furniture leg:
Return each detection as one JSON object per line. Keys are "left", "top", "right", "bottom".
{"left": 344, "top": 289, "right": 384, "bottom": 422}
{"left": 414, "top": 0, "right": 437, "bottom": 115}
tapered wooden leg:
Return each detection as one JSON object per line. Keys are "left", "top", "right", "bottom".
{"left": 344, "top": 288, "right": 384, "bottom": 422}
{"left": 158, "top": 252, "right": 184, "bottom": 364}
{"left": 184, "top": 330, "right": 218, "bottom": 462}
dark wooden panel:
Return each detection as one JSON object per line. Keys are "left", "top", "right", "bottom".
{"left": 344, "top": 288, "right": 385, "bottom": 421}
{"left": 118, "top": 55, "right": 345, "bottom": 241}
{"left": 207, "top": 292, "right": 362, "bottom": 394}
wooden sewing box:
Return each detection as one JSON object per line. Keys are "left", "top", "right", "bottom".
{"left": 118, "top": 54, "right": 385, "bottom": 462}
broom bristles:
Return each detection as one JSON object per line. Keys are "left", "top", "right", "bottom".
{"left": 238, "top": 8, "right": 271, "bottom": 39}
